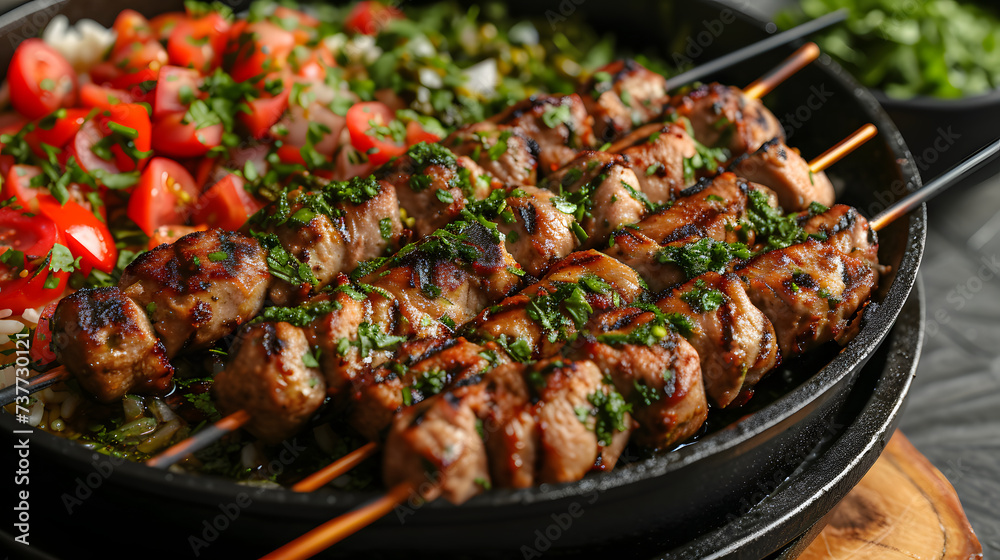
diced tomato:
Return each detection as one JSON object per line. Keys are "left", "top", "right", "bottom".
{"left": 149, "top": 11, "right": 187, "bottom": 41}
{"left": 2, "top": 164, "right": 44, "bottom": 210}
{"left": 167, "top": 12, "right": 231, "bottom": 73}
{"left": 154, "top": 65, "right": 203, "bottom": 118}
{"left": 152, "top": 112, "right": 223, "bottom": 157}
{"left": 405, "top": 120, "right": 442, "bottom": 145}
{"left": 0, "top": 208, "right": 70, "bottom": 314}
{"left": 238, "top": 88, "right": 289, "bottom": 139}
{"left": 275, "top": 144, "right": 307, "bottom": 166}
{"left": 7, "top": 39, "right": 78, "bottom": 120}
{"left": 112, "top": 9, "right": 154, "bottom": 47}
{"left": 272, "top": 6, "right": 320, "bottom": 44}
{"left": 345, "top": 101, "right": 406, "bottom": 165}
{"left": 148, "top": 224, "right": 207, "bottom": 250}
{"left": 109, "top": 40, "right": 169, "bottom": 77}
{"left": 30, "top": 300, "right": 60, "bottom": 364}
{"left": 344, "top": 1, "right": 403, "bottom": 35}
{"left": 127, "top": 157, "right": 200, "bottom": 236}
{"left": 79, "top": 83, "right": 136, "bottom": 109}
{"left": 25, "top": 108, "right": 90, "bottom": 155}
{"left": 0, "top": 114, "right": 28, "bottom": 152}
{"left": 191, "top": 173, "right": 264, "bottom": 230}
{"left": 35, "top": 194, "right": 117, "bottom": 274}
{"left": 226, "top": 21, "right": 296, "bottom": 83}
{"left": 68, "top": 103, "right": 152, "bottom": 180}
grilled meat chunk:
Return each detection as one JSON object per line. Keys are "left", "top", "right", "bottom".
{"left": 543, "top": 151, "right": 647, "bottom": 244}
{"left": 611, "top": 122, "right": 699, "bottom": 204}
{"left": 672, "top": 83, "right": 783, "bottom": 155}
{"left": 737, "top": 238, "right": 876, "bottom": 357}
{"left": 575, "top": 307, "right": 707, "bottom": 449}
{"left": 445, "top": 123, "right": 539, "bottom": 187}
{"left": 657, "top": 272, "right": 780, "bottom": 408}
{"left": 580, "top": 59, "right": 671, "bottom": 143}
{"left": 51, "top": 287, "right": 173, "bottom": 403}
{"left": 798, "top": 204, "right": 880, "bottom": 269}
{"left": 478, "top": 361, "right": 538, "bottom": 488}
{"left": 495, "top": 186, "right": 580, "bottom": 277}
{"left": 376, "top": 143, "right": 497, "bottom": 237}
{"left": 119, "top": 229, "right": 269, "bottom": 357}
{"left": 256, "top": 178, "right": 403, "bottom": 305}
{"left": 490, "top": 94, "right": 596, "bottom": 175}
{"left": 213, "top": 322, "right": 326, "bottom": 445}
{"left": 469, "top": 250, "right": 647, "bottom": 360}
{"left": 729, "top": 138, "right": 835, "bottom": 211}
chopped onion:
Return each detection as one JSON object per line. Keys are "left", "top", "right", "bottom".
{"left": 462, "top": 59, "right": 498, "bottom": 96}
{"left": 108, "top": 417, "right": 157, "bottom": 441}
{"left": 28, "top": 401, "right": 44, "bottom": 427}
{"left": 122, "top": 395, "right": 145, "bottom": 422}
{"left": 21, "top": 307, "right": 40, "bottom": 324}
{"left": 41, "top": 387, "right": 68, "bottom": 405}
{"left": 0, "top": 319, "right": 25, "bottom": 335}
{"left": 148, "top": 398, "right": 178, "bottom": 423}
{"left": 137, "top": 419, "right": 181, "bottom": 454}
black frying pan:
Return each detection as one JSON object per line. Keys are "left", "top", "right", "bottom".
{"left": 0, "top": 0, "right": 926, "bottom": 558}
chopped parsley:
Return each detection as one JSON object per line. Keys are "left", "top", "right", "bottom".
{"left": 585, "top": 387, "right": 632, "bottom": 446}
{"left": 335, "top": 322, "right": 407, "bottom": 356}
{"left": 680, "top": 279, "right": 726, "bottom": 313}
{"left": 655, "top": 237, "right": 751, "bottom": 280}
{"left": 253, "top": 299, "right": 343, "bottom": 327}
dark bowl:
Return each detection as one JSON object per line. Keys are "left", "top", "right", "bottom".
{"left": 0, "top": 0, "right": 926, "bottom": 558}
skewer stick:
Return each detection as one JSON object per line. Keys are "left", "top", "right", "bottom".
{"left": 870, "top": 138, "right": 1000, "bottom": 232}
{"left": 664, "top": 10, "right": 847, "bottom": 90}
{"left": 147, "top": 410, "right": 251, "bottom": 469}
{"left": 742, "top": 42, "right": 821, "bottom": 100}
{"left": 809, "top": 124, "right": 878, "bottom": 173}
{"left": 0, "top": 365, "right": 69, "bottom": 407}
{"left": 261, "top": 482, "right": 416, "bottom": 560}
{"left": 291, "top": 441, "right": 380, "bottom": 492}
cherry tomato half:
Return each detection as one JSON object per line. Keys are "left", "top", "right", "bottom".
{"left": 238, "top": 87, "right": 289, "bottom": 139}
{"left": 167, "top": 13, "right": 231, "bottom": 73}
{"left": 226, "top": 21, "right": 296, "bottom": 83}
{"left": 127, "top": 157, "right": 200, "bottom": 236}
{"left": 35, "top": 194, "right": 117, "bottom": 274}
{"left": 152, "top": 112, "right": 223, "bottom": 157}
{"left": 25, "top": 107, "right": 90, "bottom": 155}
{"left": 405, "top": 120, "right": 442, "bottom": 146}
{"left": 154, "top": 65, "right": 203, "bottom": 119}
{"left": 8, "top": 39, "right": 78, "bottom": 120}
{"left": 0, "top": 208, "right": 69, "bottom": 314}
{"left": 112, "top": 9, "right": 154, "bottom": 48}
{"left": 345, "top": 2, "right": 403, "bottom": 35}
{"left": 346, "top": 101, "right": 406, "bottom": 165}
{"left": 191, "top": 173, "right": 265, "bottom": 231}
{"left": 2, "top": 164, "right": 44, "bottom": 210}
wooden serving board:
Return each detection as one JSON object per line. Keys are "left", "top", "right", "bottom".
{"left": 798, "top": 431, "right": 983, "bottom": 560}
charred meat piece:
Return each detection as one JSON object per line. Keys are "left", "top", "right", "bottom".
{"left": 362, "top": 220, "right": 524, "bottom": 340}
{"left": 494, "top": 186, "right": 581, "bottom": 277}
{"left": 543, "top": 150, "right": 648, "bottom": 244}
{"left": 213, "top": 322, "right": 326, "bottom": 445}
{"left": 580, "top": 59, "right": 671, "bottom": 143}
{"left": 574, "top": 307, "right": 707, "bottom": 449}
{"left": 737, "top": 238, "right": 876, "bottom": 357}
{"left": 469, "top": 250, "right": 647, "bottom": 360}
{"left": 254, "top": 177, "right": 403, "bottom": 306}
{"left": 657, "top": 272, "right": 780, "bottom": 408}
{"left": 445, "top": 122, "right": 539, "bottom": 187}
{"left": 611, "top": 122, "right": 698, "bottom": 204}
{"left": 349, "top": 338, "right": 506, "bottom": 441}
{"left": 51, "top": 287, "right": 173, "bottom": 403}
{"left": 490, "top": 94, "right": 596, "bottom": 175}
{"left": 729, "top": 138, "right": 835, "bottom": 211}
{"left": 376, "top": 143, "right": 498, "bottom": 237}
{"left": 119, "top": 229, "right": 269, "bottom": 357}
{"left": 672, "top": 83, "right": 783, "bottom": 155}
{"left": 798, "top": 204, "right": 880, "bottom": 270}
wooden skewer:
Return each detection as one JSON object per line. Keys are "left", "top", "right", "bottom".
{"left": 809, "top": 124, "right": 878, "bottom": 173}
{"left": 260, "top": 482, "right": 416, "bottom": 560}
{"left": 146, "top": 410, "right": 251, "bottom": 468}
{"left": 0, "top": 365, "right": 69, "bottom": 407}
{"left": 291, "top": 441, "right": 380, "bottom": 492}
{"left": 743, "top": 42, "right": 820, "bottom": 100}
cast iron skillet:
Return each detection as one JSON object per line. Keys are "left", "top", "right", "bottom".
{"left": 0, "top": 0, "right": 926, "bottom": 557}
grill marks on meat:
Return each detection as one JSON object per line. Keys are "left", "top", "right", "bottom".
{"left": 469, "top": 250, "right": 647, "bottom": 360}
{"left": 445, "top": 122, "right": 539, "bottom": 187}
{"left": 52, "top": 287, "right": 173, "bottom": 403}
{"left": 490, "top": 94, "right": 596, "bottom": 175}
{"left": 657, "top": 272, "right": 780, "bottom": 408}
{"left": 262, "top": 182, "right": 403, "bottom": 306}
{"left": 580, "top": 59, "right": 671, "bottom": 143}
{"left": 213, "top": 321, "right": 326, "bottom": 444}
{"left": 611, "top": 122, "right": 698, "bottom": 204}
{"left": 729, "top": 138, "right": 835, "bottom": 212}
{"left": 543, "top": 151, "right": 646, "bottom": 244}
{"left": 496, "top": 186, "right": 580, "bottom": 277}
{"left": 119, "top": 229, "right": 270, "bottom": 357}
{"left": 737, "top": 239, "right": 875, "bottom": 358}
{"left": 798, "top": 204, "right": 880, "bottom": 270}
{"left": 672, "top": 83, "right": 784, "bottom": 155}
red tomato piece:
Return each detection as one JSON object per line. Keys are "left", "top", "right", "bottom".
{"left": 238, "top": 88, "right": 290, "bottom": 139}
{"left": 154, "top": 65, "right": 203, "bottom": 119}
{"left": 2, "top": 164, "right": 44, "bottom": 210}
{"left": 0, "top": 208, "right": 70, "bottom": 314}
{"left": 191, "top": 173, "right": 264, "bottom": 230}
{"left": 7, "top": 39, "right": 78, "bottom": 120}
{"left": 35, "top": 194, "right": 117, "bottom": 274}
{"left": 167, "top": 13, "right": 231, "bottom": 73}
{"left": 127, "top": 157, "right": 200, "bottom": 236}
{"left": 273, "top": 6, "right": 320, "bottom": 44}
{"left": 112, "top": 9, "right": 154, "bottom": 47}
{"left": 346, "top": 101, "right": 406, "bottom": 165}
{"left": 345, "top": 1, "right": 403, "bottom": 35}
{"left": 72, "top": 103, "right": 152, "bottom": 174}
{"left": 227, "top": 21, "right": 296, "bottom": 83}
{"left": 405, "top": 120, "right": 442, "bottom": 145}
{"left": 109, "top": 40, "right": 169, "bottom": 77}
{"left": 79, "top": 83, "right": 136, "bottom": 109}
{"left": 149, "top": 12, "right": 187, "bottom": 41}
{"left": 25, "top": 107, "right": 89, "bottom": 156}
{"left": 30, "top": 300, "right": 60, "bottom": 364}
{"left": 152, "top": 112, "right": 223, "bottom": 158}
